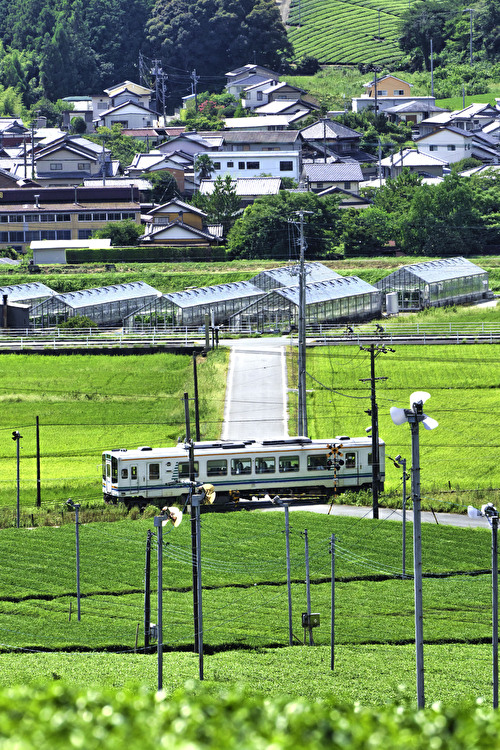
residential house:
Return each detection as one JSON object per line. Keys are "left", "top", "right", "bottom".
{"left": 202, "top": 129, "right": 302, "bottom": 153}
{"left": 300, "top": 119, "right": 375, "bottom": 162}
{"left": 18, "top": 135, "right": 120, "bottom": 186}
{"left": 92, "top": 81, "right": 154, "bottom": 122}
{"left": 414, "top": 127, "right": 474, "bottom": 164}
{"left": 241, "top": 79, "right": 281, "bottom": 110}
{"left": 352, "top": 74, "right": 439, "bottom": 115}
{"left": 379, "top": 148, "right": 449, "bottom": 178}
{"left": 140, "top": 198, "right": 219, "bottom": 246}
{"left": 199, "top": 176, "right": 282, "bottom": 207}
{"left": 419, "top": 103, "right": 499, "bottom": 136}
{"left": 198, "top": 150, "right": 301, "bottom": 182}
{"left": 62, "top": 96, "right": 94, "bottom": 132}
{"left": 0, "top": 186, "right": 140, "bottom": 254}
{"left": 252, "top": 81, "right": 319, "bottom": 117}
{"left": 224, "top": 64, "right": 280, "bottom": 98}
{"left": 94, "top": 101, "right": 158, "bottom": 130}
{"left": 0, "top": 119, "right": 30, "bottom": 147}
{"left": 384, "top": 99, "right": 448, "bottom": 126}
{"left": 301, "top": 162, "right": 364, "bottom": 193}
{"left": 223, "top": 114, "right": 308, "bottom": 131}
{"left": 127, "top": 150, "right": 192, "bottom": 194}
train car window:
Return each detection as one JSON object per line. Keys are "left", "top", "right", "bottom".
{"left": 345, "top": 453, "right": 356, "bottom": 468}
{"left": 368, "top": 453, "right": 373, "bottom": 465}
{"left": 111, "top": 456, "right": 118, "bottom": 483}
{"left": 102, "top": 456, "right": 106, "bottom": 480}
{"left": 307, "top": 455, "right": 328, "bottom": 471}
{"left": 178, "top": 462, "right": 199, "bottom": 478}
{"left": 106, "top": 463, "right": 111, "bottom": 479}
{"left": 207, "top": 459, "right": 227, "bottom": 476}
{"left": 279, "top": 456, "right": 299, "bottom": 472}
{"left": 121, "top": 468, "right": 128, "bottom": 479}
{"left": 256, "top": 457, "right": 275, "bottom": 473}
{"left": 131, "top": 466, "right": 137, "bottom": 480}
{"left": 149, "top": 463, "right": 160, "bottom": 480}
{"left": 231, "top": 458, "right": 252, "bottom": 475}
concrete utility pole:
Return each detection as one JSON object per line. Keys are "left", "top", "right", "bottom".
{"left": 359, "top": 344, "right": 393, "bottom": 518}
{"left": 12, "top": 430, "right": 22, "bottom": 528}
{"left": 191, "top": 69, "right": 200, "bottom": 113}
{"left": 297, "top": 210, "right": 309, "bottom": 437}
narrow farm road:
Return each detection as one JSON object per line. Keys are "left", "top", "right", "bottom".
{"left": 221, "top": 338, "right": 289, "bottom": 441}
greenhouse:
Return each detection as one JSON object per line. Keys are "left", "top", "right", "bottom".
{"left": 375, "top": 257, "right": 489, "bottom": 312}
{"left": 229, "top": 276, "right": 381, "bottom": 328}
{"left": 251, "top": 262, "right": 341, "bottom": 292}
{"left": 123, "top": 281, "right": 265, "bottom": 329}
{"left": 32, "top": 282, "right": 161, "bottom": 328}
{"left": 0, "top": 282, "right": 55, "bottom": 313}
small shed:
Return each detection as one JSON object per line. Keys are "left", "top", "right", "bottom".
{"left": 31, "top": 239, "right": 112, "bottom": 265}
{"left": 251, "top": 262, "right": 341, "bottom": 292}
{"left": 124, "top": 281, "right": 265, "bottom": 328}
{"left": 375, "top": 256, "right": 489, "bottom": 311}
{"left": 32, "top": 281, "right": 161, "bottom": 327}
{"left": 229, "top": 276, "right": 381, "bottom": 328}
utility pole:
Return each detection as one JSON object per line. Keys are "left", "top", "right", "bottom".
{"left": 359, "top": 344, "right": 393, "bottom": 519}
{"left": 144, "top": 529, "right": 152, "bottom": 651}
{"left": 373, "top": 68, "right": 378, "bottom": 117}
{"left": 430, "top": 38, "right": 434, "bottom": 97}
{"left": 297, "top": 210, "right": 311, "bottom": 437}
{"left": 184, "top": 393, "right": 199, "bottom": 654}
{"left": 12, "top": 430, "right": 22, "bottom": 528}
{"left": 36, "top": 416, "right": 41, "bottom": 507}
{"left": 191, "top": 69, "right": 200, "bottom": 113}
{"left": 464, "top": 9, "right": 473, "bottom": 65}
{"left": 67, "top": 499, "right": 81, "bottom": 621}
{"left": 192, "top": 354, "right": 201, "bottom": 442}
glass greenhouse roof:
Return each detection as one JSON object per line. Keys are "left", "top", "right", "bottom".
{"left": 164, "top": 281, "right": 263, "bottom": 309}
{"left": 252, "top": 262, "right": 341, "bottom": 288}
{"left": 53, "top": 282, "right": 160, "bottom": 310}
{"left": 395, "top": 257, "right": 486, "bottom": 283}
{"left": 0, "top": 282, "right": 55, "bottom": 302}
{"left": 276, "top": 277, "right": 379, "bottom": 305}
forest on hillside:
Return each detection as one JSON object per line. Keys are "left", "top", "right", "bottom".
{"left": 0, "top": 0, "right": 290, "bottom": 114}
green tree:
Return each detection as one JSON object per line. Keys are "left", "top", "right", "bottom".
{"left": 146, "top": 0, "right": 292, "bottom": 87}
{"left": 192, "top": 175, "right": 240, "bottom": 235}
{"left": 70, "top": 116, "right": 87, "bottom": 134}
{"left": 93, "top": 219, "right": 143, "bottom": 246}
{"left": 340, "top": 207, "right": 393, "bottom": 257}
{"left": 89, "top": 125, "right": 146, "bottom": 168}
{"left": 146, "top": 170, "right": 178, "bottom": 203}
{"left": 194, "top": 154, "right": 215, "bottom": 180}
{"left": 398, "top": 0, "right": 458, "bottom": 70}
{"left": 226, "top": 191, "right": 342, "bottom": 259}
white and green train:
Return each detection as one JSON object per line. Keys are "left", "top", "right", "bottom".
{"left": 102, "top": 436, "right": 385, "bottom": 507}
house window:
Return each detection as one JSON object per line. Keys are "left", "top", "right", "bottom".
{"left": 77, "top": 162, "right": 91, "bottom": 171}
{"left": 238, "top": 161, "right": 245, "bottom": 169}
{"left": 280, "top": 161, "right": 293, "bottom": 172}
{"left": 316, "top": 182, "right": 324, "bottom": 189}
{"left": 50, "top": 163, "right": 63, "bottom": 170}
{"left": 57, "top": 230, "right": 71, "bottom": 240}
{"left": 78, "top": 229, "right": 93, "bottom": 239}
{"left": 246, "top": 161, "right": 260, "bottom": 169}
{"left": 447, "top": 145, "right": 456, "bottom": 151}
{"left": 257, "top": 91, "right": 263, "bottom": 101}
{"left": 393, "top": 89, "right": 405, "bottom": 96}
{"left": 212, "top": 161, "right": 221, "bottom": 170}
{"left": 56, "top": 214, "right": 71, "bottom": 222}
{"left": 343, "top": 182, "right": 351, "bottom": 190}
{"left": 97, "top": 102, "right": 108, "bottom": 110}
{"left": 429, "top": 145, "right": 438, "bottom": 151}
{"left": 40, "top": 214, "right": 55, "bottom": 222}
{"left": 377, "top": 89, "right": 387, "bottom": 96}
{"left": 8, "top": 215, "right": 23, "bottom": 222}
{"left": 226, "top": 161, "right": 234, "bottom": 168}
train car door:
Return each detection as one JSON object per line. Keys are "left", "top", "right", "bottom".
{"left": 146, "top": 461, "right": 162, "bottom": 498}
{"left": 341, "top": 450, "right": 359, "bottom": 487}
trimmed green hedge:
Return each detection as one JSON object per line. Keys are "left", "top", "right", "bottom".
{"left": 0, "top": 681, "right": 497, "bottom": 749}
{"left": 66, "top": 245, "right": 227, "bottom": 263}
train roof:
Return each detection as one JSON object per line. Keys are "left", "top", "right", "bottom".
{"left": 103, "top": 436, "right": 383, "bottom": 458}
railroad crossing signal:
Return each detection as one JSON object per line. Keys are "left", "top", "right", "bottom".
{"left": 326, "top": 443, "right": 344, "bottom": 514}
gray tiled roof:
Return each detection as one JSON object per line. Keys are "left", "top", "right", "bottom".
{"left": 300, "top": 120, "right": 362, "bottom": 140}
{"left": 302, "top": 162, "right": 364, "bottom": 182}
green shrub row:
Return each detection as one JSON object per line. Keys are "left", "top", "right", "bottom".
{"left": 66, "top": 245, "right": 227, "bottom": 264}
{"left": 1, "top": 681, "right": 498, "bottom": 750}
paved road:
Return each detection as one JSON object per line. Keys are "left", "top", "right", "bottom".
{"left": 221, "top": 339, "right": 288, "bottom": 441}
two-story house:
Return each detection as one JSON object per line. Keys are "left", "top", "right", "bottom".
{"left": 224, "top": 64, "right": 280, "bottom": 99}
{"left": 92, "top": 81, "right": 154, "bottom": 122}
{"left": 196, "top": 150, "right": 301, "bottom": 182}
{"left": 352, "top": 74, "right": 439, "bottom": 115}
{"left": 141, "top": 198, "right": 220, "bottom": 246}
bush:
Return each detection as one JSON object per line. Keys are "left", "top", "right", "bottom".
{"left": 65, "top": 245, "right": 227, "bottom": 264}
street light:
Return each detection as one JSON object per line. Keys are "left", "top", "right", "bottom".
{"left": 12, "top": 431, "right": 22, "bottom": 528}
{"left": 468, "top": 502, "right": 499, "bottom": 708}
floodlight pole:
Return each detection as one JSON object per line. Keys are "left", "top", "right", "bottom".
{"left": 154, "top": 514, "right": 165, "bottom": 691}
{"left": 407, "top": 409, "right": 425, "bottom": 710}
{"left": 492, "top": 513, "right": 498, "bottom": 708}
{"left": 401, "top": 458, "right": 408, "bottom": 579}
{"left": 284, "top": 502, "right": 293, "bottom": 646}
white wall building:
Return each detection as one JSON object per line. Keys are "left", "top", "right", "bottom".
{"left": 196, "top": 150, "right": 301, "bottom": 181}
{"left": 414, "top": 126, "right": 474, "bottom": 163}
